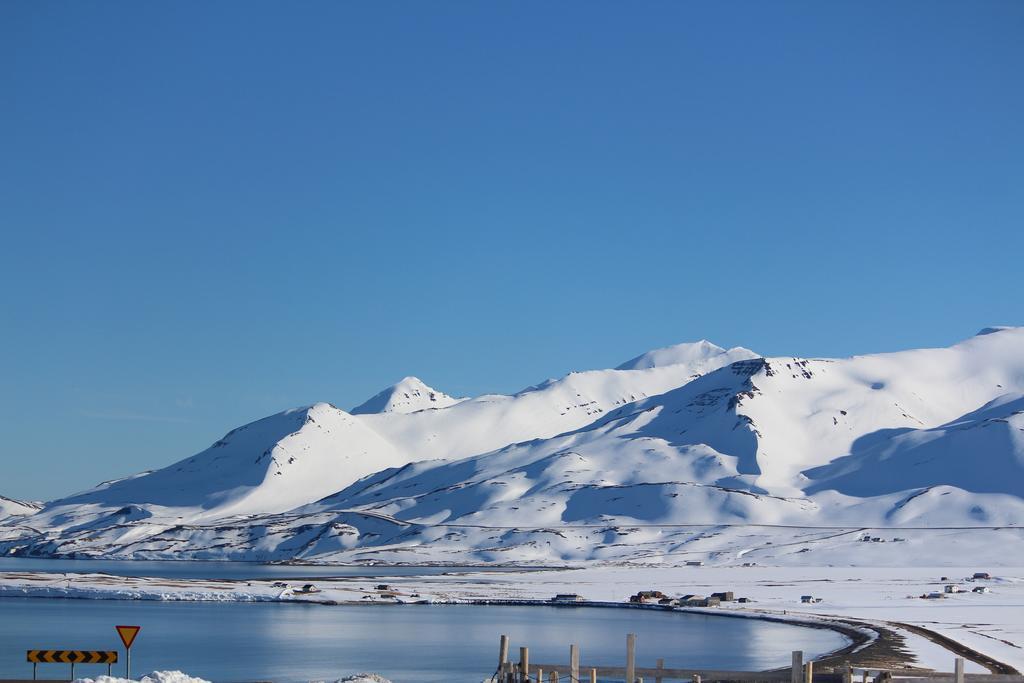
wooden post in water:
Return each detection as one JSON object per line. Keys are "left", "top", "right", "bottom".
{"left": 843, "top": 661, "right": 853, "bottom": 683}
{"left": 626, "top": 633, "right": 637, "bottom": 683}
{"left": 791, "top": 651, "right": 803, "bottom": 683}
{"left": 521, "top": 647, "right": 530, "bottom": 680}
{"left": 570, "top": 644, "right": 580, "bottom": 683}
{"left": 805, "top": 659, "right": 814, "bottom": 683}
{"left": 536, "top": 669, "right": 543, "bottom": 683}
{"left": 589, "top": 669, "right": 597, "bottom": 683}
{"left": 655, "top": 658, "right": 665, "bottom": 683}
{"left": 694, "top": 675, "right": 702, "bottom": 683}
{"left": 955, "top": 658, "right": 965, "bottom": 683}
{"left": 499, "top": 635, "right": 510, "bottom": 675}
{"left": 549, "top": 671, "right": 558, "bottom": 683}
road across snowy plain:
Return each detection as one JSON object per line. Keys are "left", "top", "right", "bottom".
{"left": 3, "top": 566, "right": 1022, "bottom": 675}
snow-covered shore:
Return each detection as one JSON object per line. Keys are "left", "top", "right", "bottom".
{"left": 4, "top": 565, "right": 1022, "bottom": 674}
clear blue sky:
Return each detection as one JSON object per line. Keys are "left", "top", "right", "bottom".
{"left": 2, "top": 1, "right": 1022, "bottom": 501}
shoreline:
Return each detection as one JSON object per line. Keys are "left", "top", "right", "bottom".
{"left": 1, "top": 588, "right": 1013, "bottom": 675}
{"left": 2, "top": 565, "right": 1023, "bottom": 675}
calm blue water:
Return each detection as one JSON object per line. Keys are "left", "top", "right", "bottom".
{"left": 0, "top": 598, "right": 848, "bottom": 683}
{"left": 0, "top": 557, "right": 523, "bottom": 580}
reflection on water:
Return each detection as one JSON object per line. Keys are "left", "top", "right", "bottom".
{"left": 0, "top": 598, "right": 848, "bottom": 683}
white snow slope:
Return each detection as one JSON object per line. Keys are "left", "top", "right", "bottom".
{"left": 0, "top": 495, "right": 42, "bottom": 519}
{"left": 3, "top": 330, "right": 1024, "bottom": 564}
{"left": 350, "top": 376, "right": 464, "bottom": 415}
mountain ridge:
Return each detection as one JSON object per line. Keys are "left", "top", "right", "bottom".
{"left": 3, "top": 328, "right": 1023, "bottom": 564}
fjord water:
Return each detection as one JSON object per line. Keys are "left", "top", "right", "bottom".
{"left": 0, "top": 598, "right": 848, "bottom": 683}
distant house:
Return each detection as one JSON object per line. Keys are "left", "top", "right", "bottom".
{"left": 710, "top": 591, "right": 735, "bottom": 602}
{"left": 685, "top": 560, "right": 704, "bottom": 567}
{"left": 295, "top": 584, "right": 320, "bottom": 594}
{"left": 922, "top": 592, "right": 944, "bottom": 600}
{"left": 682, "top": 596, "right": 720, "bottom": 607}
{"left": 737, "top": 597, "right": 752, "bottom": 603}
{"left": 375, "top": 584, "right": 391, "bottom": 591}
{"left": 973, "top": 572, "right": 991, "bottom": 580}
{"left": 972, "top": 586, "right": 990, "bottom": 594}
{"left": 658, "top": 597, "right": 678, "bottom": 606}
{"left": 742, "top": 562, "right": 757, "bottom": 567}
{"left": 944, "top": 585, "right": 962, "bottom": 594}
{"left": 629, "top": 590, "right": 667, "bottom": 604}
{"left": 551, "top": 593, "right": 584, "bottom": 603}
{"left": 800, "top": 595, "right": 822, "bottom": 604}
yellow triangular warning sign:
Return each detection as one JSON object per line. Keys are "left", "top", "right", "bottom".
{"left": 116, "top": 625, "right": 141, "bottom": 649}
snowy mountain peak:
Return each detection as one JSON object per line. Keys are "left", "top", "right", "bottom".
{"left": 0, "top": 495, "right": 41, "bottom": 518}
{"left": 616, "top": 339, "right": 759, "bottom": 371}
{"left": 351, "top": 376, "right": 464, "bottom": 415}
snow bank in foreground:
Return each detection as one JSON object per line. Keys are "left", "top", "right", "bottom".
{"left": 320, "top": 676, "right": 393, "bottom": 683}
{"left": 73, "top": 671, "right": 211, "bottom": 683}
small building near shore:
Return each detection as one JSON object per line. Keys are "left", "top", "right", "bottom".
{"left": 681, "top": 596, "right": 720, "bottom": 607}
{"left": 551, "top": 593, "right": 584, "bottom": 603}
{"left": 629, "top": 590, "right": 667, "bottom": 603}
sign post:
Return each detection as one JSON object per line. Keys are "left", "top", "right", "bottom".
{"left": 27, "top": 650, "right": 117, "bottom": 681}
{"left": 116, "top": 625, "right": 141, "bottom": 680}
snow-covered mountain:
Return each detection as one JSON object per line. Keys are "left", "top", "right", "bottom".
{"left": 616, "top": 340, "right": 757, "bottom": 371}
{"left": 3, "top": 328, "right": 1024, "bottom": 564}
{"left": 0, "top": 496, "right": 41, "bottom": 520}
{"left": 50, "top": 403, "right": 408, "bottom": 521}
{"left": 351, "top": 377, "right": 464, "bottom": 414}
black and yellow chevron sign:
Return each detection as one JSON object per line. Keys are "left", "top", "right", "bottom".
{"left": 26, "top": 650, "right": 118, "bottom": 664}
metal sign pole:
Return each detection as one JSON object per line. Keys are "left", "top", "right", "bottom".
{"left": 116, "top": 624, "right": 141, "bottom": 681}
